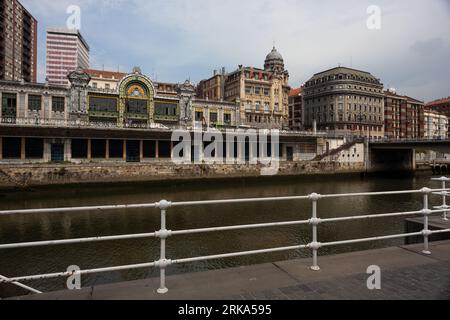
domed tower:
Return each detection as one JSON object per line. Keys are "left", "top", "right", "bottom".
{"left": 264, "top": 46, "right": 285, "bottom": 73}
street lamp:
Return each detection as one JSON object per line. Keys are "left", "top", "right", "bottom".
{"left": 357, "top": 112, "right": 363, "bottom": 138}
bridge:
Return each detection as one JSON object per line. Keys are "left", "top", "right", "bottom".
{"left": 369, "top": 139, "right": 450, "bottom": 172}
{"left": 0, "top": 177, "right": 450, "bottom": 300}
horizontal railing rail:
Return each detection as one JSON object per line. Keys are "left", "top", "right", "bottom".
{"left": 1, "top": 178, "right": 450, "bottom": 296}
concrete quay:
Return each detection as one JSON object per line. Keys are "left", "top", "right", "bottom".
{"left": 9, "top": 240, "right": 450, "bottom": 300}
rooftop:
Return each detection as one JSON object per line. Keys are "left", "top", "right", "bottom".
{"left": 85, "top": 69, "right": 127, "bottom": 80}
{"left": 47, "top": 27, "right": 90, "bottom": 51}
{"left": 308, "top": 66, "right": 381, "bottom": 84}
{"left": 427, "top": 97, "right": 450, "bottom": 106}
{"left": 289, "top": 87, "right": 303, "bottom": 97}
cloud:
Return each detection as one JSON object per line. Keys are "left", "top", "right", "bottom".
{"left": 410, "top": 38, "right": 445, "bottom": 56}
{"left": 19, "top": 0, "right": 450, "bottom": 101}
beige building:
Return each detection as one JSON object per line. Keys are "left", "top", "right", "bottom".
{"left": 192, "top": 99, "right": 239, "bottom": 130}
{"left": 196, "top": 68, "right": 227, "bottom": 100}
{"left": 85, "top": 68, "right": 179, "bottom": 97}
{"left": 196, "top": 47, "right": 290, "bottom": 130}
{"left": 424, "top": 109, "right": 448, "bottom": 139}
{"left": 303, "top": 67, "right": 384, "bottom": 139}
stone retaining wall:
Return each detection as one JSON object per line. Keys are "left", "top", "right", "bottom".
{"left": 0, "top": 161, "right": 366, "bottom": 188}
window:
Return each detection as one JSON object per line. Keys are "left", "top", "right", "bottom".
{"left": 92, "top": 82, "right": 97, "bottom": 88}
{"left": 224, "top": 113, "right": 231, "bottom": 124}
{"left": 255, "top": 87, "right": 261, "bottom": 95}
{"left": 245, "top": 86, "right": 253, "bottom": 94}
{"left": 155, "top": 102, "right": 177, "bottom": 116}
{"left": 126, "top": 99, "right": 147, "bottom": 114}
{"left": 195, "top": 111, "right": 204, "bottom": 121}
{"left": 105, "top": 84, "right": 110, "bottom": 90}
{"left": 264, "top": 88, "right": 270, "bottom": 96}
{"left": 89, "top": 96, "right": 117, "bottom": 113}
{"left": 52, "top": 96, "right": 65, "bottom": 113}
{"left": 28, "top": 95, "right": 42, "bottom": 112}
{"left": 210, "top": 112, "right": 218, "bottom": 123}
{"left": 2, "top": 93, "right": 17, "bottom": 118}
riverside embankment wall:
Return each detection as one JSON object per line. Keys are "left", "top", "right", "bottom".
{"left": 0, "top": 161, "right": 365, "bottom": 188}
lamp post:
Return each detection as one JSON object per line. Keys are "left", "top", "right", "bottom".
{"left": 357, "top": 112, "right": 363, "bottom": 138}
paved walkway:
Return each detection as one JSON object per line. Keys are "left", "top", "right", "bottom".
{"left": 9, "top": 240, "right": 450, "bottom": 300}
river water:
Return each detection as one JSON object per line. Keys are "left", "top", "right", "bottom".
{"left": 0, "top": 172, "right": 442, "bottom": 297}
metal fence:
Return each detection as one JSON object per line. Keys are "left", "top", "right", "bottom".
{"left": 1, "top": 177, "right": 450, "bottom": 296}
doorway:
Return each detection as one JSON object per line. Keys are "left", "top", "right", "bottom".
{"left": 51, "top": 143, "right": 64, "bottom": 162}
{"left": 126, "top": 140, "right": 140, "bottom": 162}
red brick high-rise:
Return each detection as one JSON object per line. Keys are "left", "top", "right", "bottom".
{"left": 0, "top": 0, "right": 37, "bottom": 82}
{"left": 384, "top": 90, "right": 425, "bottom": 139}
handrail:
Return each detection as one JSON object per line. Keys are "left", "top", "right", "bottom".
{"left": 0, "top": 182, "right": 450, "bottom": 296}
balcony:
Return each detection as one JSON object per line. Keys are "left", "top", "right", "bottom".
{"left": 0, "top": 116, "right": 171, "bottom": 131}
{"left": 89, "top": 111, "right": 119, "bottom": 119}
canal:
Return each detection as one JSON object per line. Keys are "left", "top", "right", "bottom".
{"left": 0, "top": 172, "right": 443, "bottom": 297}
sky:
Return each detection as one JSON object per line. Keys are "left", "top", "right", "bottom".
{"left": 20, "top": 0, "right": 450, "bottom": 102}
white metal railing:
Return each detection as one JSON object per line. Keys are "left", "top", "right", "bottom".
{"left": 1, "top": 178, "right": 450, "bottom": 296}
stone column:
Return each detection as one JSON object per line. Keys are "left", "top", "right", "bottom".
{"left": 65, "top": 139, "right": 72, "bottom": 162}
{"left": 155, "top": 140, "right": 159, "bottom": 159}
{"left": 43, "top": 140, "right": 51, "bottom": 162}
{"left": 87, "top": 139, "right": 92, "bottom": 160}
{"left": 106, "top": 140, "right": 110, "bottom": 160}
{"left": 21, "top": 137, "right": 26, "bottom": 160}
{"left": 123, "top": 140, "right": 127, "bottom": 161}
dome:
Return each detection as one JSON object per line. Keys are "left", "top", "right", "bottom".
{"left": 265, "top": 47, "right": 284, "bottom": 61}
{"left": 264, "top": 46, "right": 285, "bottom": 72}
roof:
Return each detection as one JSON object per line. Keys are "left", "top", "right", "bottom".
{"left": 47, "top": 27, "right": 90, "bottom": 51}
{"left": 384, "top": 90, "right": 424, "bottom": 104}
{"left": 289, "top": 87, "right": 303, "bottom": 97}
{"left": 265, "top": 47, "right": 284, "bottom": 62}
{"left": 404, "top": 96, "right": 424, "bottom": 104}
{"left": 309, "top": 66, "right": 380, "bottom": 83}
{"left": 426, "top": 97, "right": 450, "bottom": 106}
{"left": 85, "top": 69, "right": 127, "bottom": 80}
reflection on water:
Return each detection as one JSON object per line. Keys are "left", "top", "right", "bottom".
{"left": 0, "top": 172, "right": 441, "bottom": 297}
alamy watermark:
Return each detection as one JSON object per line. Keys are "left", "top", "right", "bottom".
{"left": 366, "top": 265, "right": 382, "bottom": 290}
{"left": 66, "top": 265, "right": 81, "bottom": 290}
{"left": 66, "top": 5, "right": 81, "bottom": 30}
{"left": 367, "top": 5, "right": 382, "bottom": 30}
{"left": 171, "top": 129, "right": 281, "bottom": 176}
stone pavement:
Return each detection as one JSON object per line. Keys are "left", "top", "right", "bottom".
{"left": 9, "top": 240, "right": 450, "bottom": 300}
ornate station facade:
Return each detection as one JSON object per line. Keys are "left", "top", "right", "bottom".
{"left": 0, "top": 49, "right": 325, "bottom": 165}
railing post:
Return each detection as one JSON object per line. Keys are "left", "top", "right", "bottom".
{"left": 309, "top": 193, "right": 322, "bottom": 271}
{"left": 421, "top": 188, "right": 432, "bottom": 255}
{"left": 442, "top": 179, "right": 449, "bottom": 221}
{"left": 156, "top": 200, "right": 172, "bottom": 294}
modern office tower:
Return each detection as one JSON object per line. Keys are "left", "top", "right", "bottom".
{"left": 46, "top": 27, "right": 89, "bottom": 85}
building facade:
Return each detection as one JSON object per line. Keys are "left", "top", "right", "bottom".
{"left": 424, "top": 109, "right": 448, "bottom": 139}
{"left": 303, "top": 67, "right": 385, "bottom": 139}
{"left": 46, "top": 27, "right": 90, "bottom": 86}
{"left": 426, "top": 97, "right": 450, "bottom": 138}
{"left": 196, "top": 68, "right": 227, "bottom": 101}
{"left": 0, "top": 0, "right": 37, "bottom": 83}
{"left": 288, "top": 87, "right": 303, "bottom": 131}
{"left": 0, "top": 67, "right": 242, "bottom": 162}
{"left": 384, "top": 90, "right": 424, "bottom": 139}
{"left": 196, "top": 47, "right": 290, "bottom": 130}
